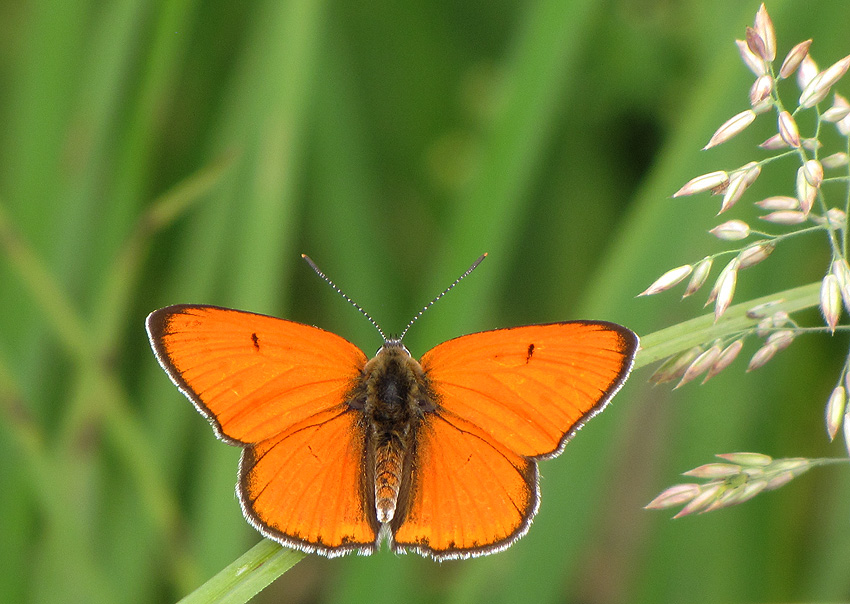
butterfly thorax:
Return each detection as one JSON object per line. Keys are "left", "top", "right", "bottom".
{"left": 354, "top": 341, "right": 436, "bottom": 526}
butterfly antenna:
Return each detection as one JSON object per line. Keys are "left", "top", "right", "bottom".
{"left": 302, "top": 255, "right": 388, "bottom": 341}
{"left": 398, "top": 253, "right": 487, "bottom": 341}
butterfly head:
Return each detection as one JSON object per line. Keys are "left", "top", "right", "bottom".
{"left": 375, "top": 337, "right": 410, "bottom": 358}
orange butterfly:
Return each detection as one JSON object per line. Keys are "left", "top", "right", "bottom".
{"left": 146, "top": 256, "right": 638, "bottom": 560}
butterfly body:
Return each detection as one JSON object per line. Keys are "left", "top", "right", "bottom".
{"left": 147, "top": 304, "right": 638, "bottom": 560}
{"left": 354, "top": 341, "right": 432, "bottom": 526}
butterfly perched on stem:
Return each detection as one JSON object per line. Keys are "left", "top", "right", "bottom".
{"left": 146, "top": 255, "right": 638, "bottom": 560}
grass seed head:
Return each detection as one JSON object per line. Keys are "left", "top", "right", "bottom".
{"left": 779, "top": 39, "right": 812, "bottom": 79}
{"left": 822, "top": 152, "right": 849, "bottom": 169}
{"left": 759, "top": 210, "right": 807, "bottom": 224}
{"left": 638, "top": 264, "right": 693, "bottom": 296}
{"left": 736, "top": 39, "right": 768, "bottom": 76}
{"left": 755, "top": 195, "right": 799, "bottom": 210}
{"left": 673, "top": 170, "right": 729, "bottom": 197}
{"left": 704, "top": 339, "right": 745, "bottom": 381}
{"left": 683, "top": 257, "right": 713, "bottom": 298}
{"left": 710, "top": 220, "right": 750, "bottom": 240}
{"left": 826, "top": 386, "right": 846, "bottom": 440}
{"left": 738, "top": 240, "right": 775, "bottom": 269}
{"left": 820, "top": 273, "right": 842, "bottom": 333}
{"left": 704, "top": 110, "right": 757, "bottom": 150}
{"left": 778, "top": 111, "right": 802, "bottom": 147}
{"left": 753, "top": 4, "right": 776, "bottom": 61}
{"left": 797, "top": 54, "right": 820, "bottom": 90}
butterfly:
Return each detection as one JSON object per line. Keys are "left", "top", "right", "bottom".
{"left": 145, "top": 255, "right": 638, "bottom": 560}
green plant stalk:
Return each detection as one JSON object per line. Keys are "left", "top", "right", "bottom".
{"left": 177, "top": 540, "right": 304, "bottom": 604}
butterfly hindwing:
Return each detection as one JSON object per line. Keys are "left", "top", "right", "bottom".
{"left": 240, "top": 405, "right": 378, "bottom": 554}
{"left": 391, "top": 410, "right": 537, "bottom": 559}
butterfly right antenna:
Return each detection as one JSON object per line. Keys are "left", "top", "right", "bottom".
{"left": 398, "top": 253, "right": 487, "bottom": 341}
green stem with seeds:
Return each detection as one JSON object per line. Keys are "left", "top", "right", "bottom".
{"left": 635, "top": 281, "right": 821, "bottom": 368}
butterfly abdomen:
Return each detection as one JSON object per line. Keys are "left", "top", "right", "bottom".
{"left": 373, "top": 441, "right": 403, "bottom": 522}
{"left": 360, "top": 342, "right": 435, "bottom": 525}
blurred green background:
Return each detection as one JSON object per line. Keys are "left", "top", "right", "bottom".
{"left": 2, "top": 0, "right": 850, "bottom": 602}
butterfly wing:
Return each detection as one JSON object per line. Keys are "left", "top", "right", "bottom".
{"left": 146, "top": 304, "right": 368, "bottom": 444}
{"left": 392, "top": 321, "right": 637, "bottom": 559}
{"left": 146, "top": 304, "right": 378, "bottom": 553}
{"left": 391, "top": 410, "right": 537, "bottom": 559}
{"left": 239, "top": 405, "right": 378, "bottom": 555}
{"left": 420, "top": 321, "right": 638, "bottom": 458}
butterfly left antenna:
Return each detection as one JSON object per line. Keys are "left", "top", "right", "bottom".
{"left": 398, "top": 253, "right": 487, "bottom": 341}
{"left": 301, "top": 255, "right": 388, "bottom": 341}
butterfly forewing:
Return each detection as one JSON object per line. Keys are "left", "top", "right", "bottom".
{"left": 420, "top": 322, "right": 638, "bottom": 459}
{"left": 146, "top": 305, "right": 368, "bottom": 444}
